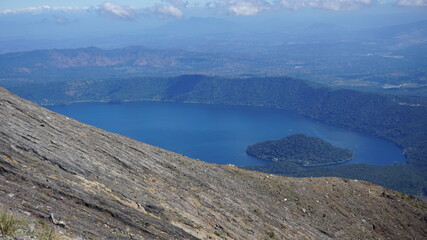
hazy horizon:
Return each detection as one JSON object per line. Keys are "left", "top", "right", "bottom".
{"left": 1, "top": 0, "right": 427, "bottom": 52}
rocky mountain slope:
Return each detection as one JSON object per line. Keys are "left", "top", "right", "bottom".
{"left": 0, "top": 87, "right": 426, "bottom": 239}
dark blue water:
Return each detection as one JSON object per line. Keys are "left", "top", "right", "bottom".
{"left": 47, "top": 101, "right": 405, "bottom": 166}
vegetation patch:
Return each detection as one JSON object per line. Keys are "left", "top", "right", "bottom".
{"left": 266, "top": 230, "right": 276, "bottom": 238}
{"left": 246, "top": 134, "right": 353, "bottom": 167}
{"left": 0, "top": 208, "right": 62, "bottom": 240}
{"left": 0, "top": 209, "right": 20, "bottom": 236}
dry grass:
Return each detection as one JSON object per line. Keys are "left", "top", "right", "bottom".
{"left": 35, "top": 220, "right": 58, "bottom": 240}
{"left": 0, "top": 209, "right": 20, "bottom": 236}
{"left": 0, "top": 208, "right": 64, "bottom": 240}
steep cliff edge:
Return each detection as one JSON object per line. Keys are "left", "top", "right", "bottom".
{"left": 0, "top": 87, "right": 426, "bottom": 239}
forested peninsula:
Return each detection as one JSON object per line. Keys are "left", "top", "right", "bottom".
{"left": 246, "top": 134, "right": 353, "bottom": 167}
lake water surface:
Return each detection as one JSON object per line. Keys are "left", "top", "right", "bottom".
{"left": 47, "top": 101, "right": 405, "bottom": 166}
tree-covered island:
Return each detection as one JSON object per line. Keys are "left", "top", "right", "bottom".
{"left": 246, "top": 134, "right": 354, "bottom": 167}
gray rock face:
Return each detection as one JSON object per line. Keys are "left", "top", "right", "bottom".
{"left": 0, "top": 87, "right": 426, "bottom": 239}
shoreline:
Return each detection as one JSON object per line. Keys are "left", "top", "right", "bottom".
{"left": 43, "top": 98, "right": 407, "bottom": 167}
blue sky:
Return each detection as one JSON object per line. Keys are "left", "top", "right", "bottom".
{"left": 0, "top": 0, "right": 426, "bottom": 52}
{"left": 0, "top": 1, "right": 173, "bottom": 9}
{"left": 0, "top": 1, "right": 424, "bottom": 29}
{"left": 0, "top": 1, "right": 205, "bottom": 10}
{"left": 1, "top": 1, "right": 426, "bottom": 17}
{"left": 1, "top": 1, "right": 426, "bottom": 29}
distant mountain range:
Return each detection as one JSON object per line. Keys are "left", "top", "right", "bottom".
{"left": 358, "top": 19, "right": 427, "bottom": 42}
{"left": 0, "top": 46, "right": 234, "bottom": 81}
{"left": 0, "top": 19, "right": 426, "bottom": 95}
{"left": 0, "top": 46, "right": 207, "bottom": 69}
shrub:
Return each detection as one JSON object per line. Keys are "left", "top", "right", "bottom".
{"left": 0, "top": 209, "right": 20, "bottom": 236}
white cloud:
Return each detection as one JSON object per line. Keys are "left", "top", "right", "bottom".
{"left": 396, "top": 0, "right": 427, "bottom": 6}
{"left": 96, "top": 2, "right": 135, "bottom": 20}
{"left": 228, "top": 1, "right": 266, "bottom": 15}
{"left": 162, "top": 0, "right": 189, "bottom": 8}
{"left": 0, "top": 2, "right": 184, "bottom": 20}
{"left": 0, "top": 6, "right": 88, "bottom": 15}
{"left": 0, "top": 2, "right": 136, "bottom": 20}
{"left": 208, "top": 0, "right": 271, "bottom": 16}
{"left": 279, "top": 0, "right": 375, "bottom": 11}
{"left": 0, "top": 0, "right": 385, "bottom": 19}
{"left": 148, "top": 5, "right": 184, "bottom": 18}
{"left": 146, "top": 0, "right": 188, "bottom": 18}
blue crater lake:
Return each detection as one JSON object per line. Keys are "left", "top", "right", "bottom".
{"left": 47, "top": 101, "right": 405, "bottom": 166}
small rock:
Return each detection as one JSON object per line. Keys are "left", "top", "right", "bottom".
{"left": 381, "top": 191, "right": 394, "bottom": 199}
{"left": 50, "top": 213, "right": 66, "bottom": 228}
{"left": 18, "top": 209, "right": 31, "bottom": 216}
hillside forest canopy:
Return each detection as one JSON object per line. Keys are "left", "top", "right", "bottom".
{"left": 246, "top": 134, "right": 354, "bottom": 167}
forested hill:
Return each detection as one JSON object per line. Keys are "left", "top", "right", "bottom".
{"left": 246, "top": 134, "right": 354, "bottom": 166}
{"left": 3, "top": 75, "right": 427, "bottom": 196}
